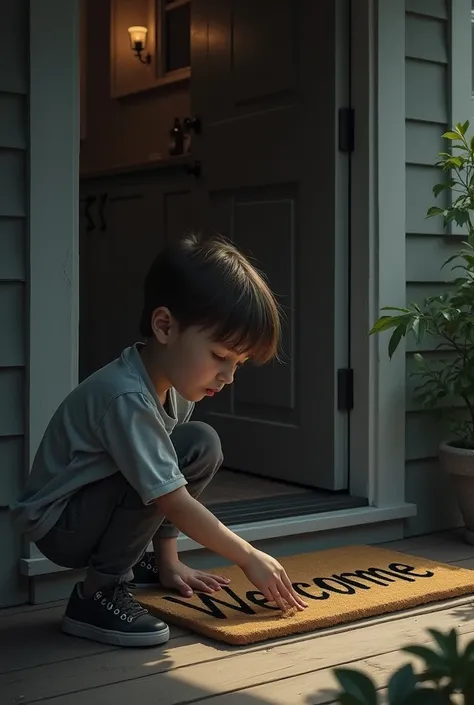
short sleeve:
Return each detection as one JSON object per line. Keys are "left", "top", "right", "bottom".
{"left": 96, "top": 392, "right": 187, "bottom": 504}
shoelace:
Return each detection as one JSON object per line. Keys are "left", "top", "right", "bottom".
{"left": 142, "top": 552, "right": 158, "bottom": 572}
{"left": 108, "top": 582, "right": 149, "bottom": 619}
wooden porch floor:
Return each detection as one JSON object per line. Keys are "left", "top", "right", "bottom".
{"left": 2, "top": 530, "right": 474, "bottom": 705}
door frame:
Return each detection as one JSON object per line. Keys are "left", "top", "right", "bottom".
{"left": 26, "top": 0, "right": 80, "bottom": 566}
{"left": 26, "top": 0, "right": 421, "bottom": 575}
{"left": 349, "top": 0, "right": 407, "bottom": 508}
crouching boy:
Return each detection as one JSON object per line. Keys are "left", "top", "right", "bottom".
{"left": 12, "top": 235, "right": 307, "bottom": 647}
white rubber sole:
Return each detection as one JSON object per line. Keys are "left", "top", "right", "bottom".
{"left": 61, "top": 615, "right": 170, "bottom": 647}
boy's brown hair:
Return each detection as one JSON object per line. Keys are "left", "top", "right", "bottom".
{"left": 139, "top": 234, "right": 281, "bottom": 364}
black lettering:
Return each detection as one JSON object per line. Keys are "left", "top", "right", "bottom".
{"left": 293, "top": 581, "right": 329, "bottom": 601}
{"left": 388, "top": 562, "right": 434, "bottom": 579}
{"left": 246, "top": 591, "right": 279, "bottom": 610}
{"left": 336, "top": 568, "right": 400, "bottom": 589}
{"left": 314, "top": 577, "right": 355, "bottom": 595}
{"left": 162, "top": 586, "right": 256, "bottom": 620}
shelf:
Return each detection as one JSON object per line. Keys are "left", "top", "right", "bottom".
{"left": 80, "top": 153, "right": 193, "bottom": 180}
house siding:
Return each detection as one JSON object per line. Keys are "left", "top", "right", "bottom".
{"left": 404, "top": 0, "right": 463, "bottom": 535}
{"left": 0, "top": 0, "right": 30, "bottom": 606}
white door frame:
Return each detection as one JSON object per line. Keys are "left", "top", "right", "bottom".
{"left": 349, "top": 0, "right": 407, "bottom": 508}
{"left": 29, "top": 0, "right": 80, "bottom": 463}
{"left": 27, "top": 0, "right": 80, "bottom": 561}
{"left": 25, "top": 0, "right": 421, "bottom": 576}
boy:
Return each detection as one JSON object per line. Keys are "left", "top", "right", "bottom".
{"left": 12, "top": 235, "right": 307, "bottom": 648}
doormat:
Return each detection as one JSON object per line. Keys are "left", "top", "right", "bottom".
{"left": 137, "top": 545, "right": 474, "bottom": 645}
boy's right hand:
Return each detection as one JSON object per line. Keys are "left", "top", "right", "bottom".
{"left": 239, "top": 549, "right": 308, "bottom": 613}
{"left": 156, "top": 489, "right": 308, "bottom": 612}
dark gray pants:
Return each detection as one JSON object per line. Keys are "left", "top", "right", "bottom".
{"left": 36, "top": 421, "right": 223, "bottom": 590}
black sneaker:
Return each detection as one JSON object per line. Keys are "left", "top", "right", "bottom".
{"left": 61, "top": 582, "right": 170, "bottom": 647}
{"left": 131, "top": 551, "right": 160, "bottom": 588}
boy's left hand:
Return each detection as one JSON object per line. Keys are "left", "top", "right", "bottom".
{"left": 158, "top": 560, "right": 230, "bottom": 597}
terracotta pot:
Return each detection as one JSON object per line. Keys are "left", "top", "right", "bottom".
{"left": 439, "top": 441, "right": 474, "bottom": 545}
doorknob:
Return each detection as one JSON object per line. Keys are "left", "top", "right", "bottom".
{"left": 185, "top": 160, "right": 202, "bottom": 178}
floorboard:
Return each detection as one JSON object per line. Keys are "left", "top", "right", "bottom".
{"left": 1, "top": 531, "right": 473, "bottom": 705}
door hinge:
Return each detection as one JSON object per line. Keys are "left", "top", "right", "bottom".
{"left": 338, "top": 107, "right": 355, "bottom": 153}
{"left": 337, "top": 368, "right": 354, "bottom": 411}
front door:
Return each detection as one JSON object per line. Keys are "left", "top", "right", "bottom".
{"left": 190, "top": 0, "right": 351, "bottom": 490}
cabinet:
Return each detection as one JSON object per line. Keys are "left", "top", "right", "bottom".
{"left": 79, "top": 165, "right": 195, "bottom": 380}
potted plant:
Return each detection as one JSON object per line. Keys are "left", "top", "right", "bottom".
{"left": 332, "top": 628, "right": 474, "bottom": 704}
{"left": 369, "top": 121, "right": 474, "bottom": 544}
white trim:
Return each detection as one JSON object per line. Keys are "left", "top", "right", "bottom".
{"left": 29, "top": 0, "right": 80, "bottom": 461}
{"left": 348, "top": 0, "right": 375, "bottom": 499}
{"left": 332, "top": 0, "right": 351, "bottom": 489}
{"left": 19, "top": 503, "right": 416, "bottom": 576}
{"left": 372, "top": 1, "right": 407, "bottom": 507}
{"left": 349, "top": 0, "right": 407, "bottom": 508}
{"left": 28, "top": 0, "right": 80, "bottom": 552}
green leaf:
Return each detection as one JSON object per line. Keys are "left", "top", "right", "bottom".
{"left": 387, "top": 664, "right": 417, "bottom": 704}
{"left": 443, "top": 131, "right": 462, "bottom": 140}
{"left": 417, "top": 318, "right": 428, "bottom": 341}
{"left": 404, "top": 689, "right": 452, "bottom": 705}
{"left": 337, "top": 695, "right": 368, "bottom": 705}
{"left": 333, "top": 668, "right": 378, "bottom": 705}
{"left": 463, "top": 638, "right": 474, "bottom": 661}
{"left": 442, "top": 253, "right": 461, "bottom": 268}
{"left": 454, "top": 211, "right": 471, "bottom": 227}
{"left": 427, "top": 628, "right": 458, "bottom": 661}
{"left": 388, "top": 325, "right": 406, "bottom": 359}
{"left": 432, "top": 183, "right": 448, "bottom": 197}
{"left": 369, "top": 316, "right": 397, "bottom": 335}
{"left": 426, "top": 206, "right": 445, "bottom": 218}
{"left": 403, "top": 645, "right": 449, "bottom": 674}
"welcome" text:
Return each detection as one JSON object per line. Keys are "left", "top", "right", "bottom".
{"left": 161, "top": 562, "right": 434, "bottom": 620}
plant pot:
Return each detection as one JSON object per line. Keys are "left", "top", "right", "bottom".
{"left": 439, "top": 441, "right": 474, "bottom": 545}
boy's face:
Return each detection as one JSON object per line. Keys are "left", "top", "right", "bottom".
{"left": 154, "top": 310, "right": 248, "bottom": 402}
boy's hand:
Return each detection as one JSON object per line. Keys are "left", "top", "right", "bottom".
{"left": 159, "top": 560, "right": 230, "bottom": 598}
{"left": 239, "top": 549, "right": 308, "bottom": 612}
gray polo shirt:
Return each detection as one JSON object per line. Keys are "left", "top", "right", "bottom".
{"left": 12, "top": 343, "right": 194, "bottom": 542}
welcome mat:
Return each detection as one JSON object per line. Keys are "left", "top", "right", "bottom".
{"left": 137, "top": 545, "right": 474, "bottom": 645}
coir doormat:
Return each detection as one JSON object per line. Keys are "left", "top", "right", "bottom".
{"left": 137, "top": 545, "right": 474, "bottom": 645}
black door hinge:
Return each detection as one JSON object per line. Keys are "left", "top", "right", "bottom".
{"left": 337, "top": 368, "right": 354, "bottom": 411}
{"left": 338, "top": 107, "right": 355, "bottom": 153}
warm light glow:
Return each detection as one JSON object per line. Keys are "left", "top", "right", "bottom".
{"left": 128, "top": 26, "right": 148, "bottom": 50}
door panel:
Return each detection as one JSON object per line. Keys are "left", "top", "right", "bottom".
{"left": 190, "top": 0, "right": 350, "bottom": 490}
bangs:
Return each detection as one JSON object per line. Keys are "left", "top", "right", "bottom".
{"left": 198, "top": 265, "right": 282, "bottom": 365}
{"left": 140, "top": 234, "right": 282, "bottom": 363}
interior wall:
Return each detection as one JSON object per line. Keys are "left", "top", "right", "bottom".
{"left": 79, "top": 0, "right": 190, "bottom": 175}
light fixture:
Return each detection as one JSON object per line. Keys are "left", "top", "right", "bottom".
{"left": 128, "top": 26, "right": 151, "bottom": 64}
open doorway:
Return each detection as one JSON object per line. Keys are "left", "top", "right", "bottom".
{"left": 78, "top": 0, "right": 365, "bottom": 521}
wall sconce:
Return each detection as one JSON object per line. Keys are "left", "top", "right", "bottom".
{"left": 128, "top": 26, "right": 151, "bottom": 64}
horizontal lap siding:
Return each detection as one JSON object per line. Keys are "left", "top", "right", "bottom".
{"left": 404, "top": 0, "right": 462, "bottom": 536}
{"left": 0, "top": 0, "right": 29, "bottom": 606}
